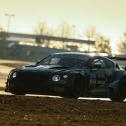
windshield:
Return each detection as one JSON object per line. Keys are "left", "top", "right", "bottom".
{"left": 37, "top": 54, "right": 90, "bottom": 68}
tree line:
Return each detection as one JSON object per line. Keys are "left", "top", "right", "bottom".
{"left": 0, "top": 20, "right": 126, "bottom": 54}
{"left": 34, "top": 21, "right": 112, "bottom": 54}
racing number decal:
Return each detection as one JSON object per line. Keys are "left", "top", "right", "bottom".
{"left": 105, "top": 69, "right": 114, "bottom": 83}
{"left": 96, "top": 70, "right": 106, "bottom": 85}
{"left": 106, "top": 69, "right": 113, "bottom": 76}
{"left": 89, "top": 72, "right": 97, "bottom": 88}
{"left": 89, "top": 69, "right": 106, "bottom": 89}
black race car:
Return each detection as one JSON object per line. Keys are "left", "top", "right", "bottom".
{"left": 5, "top": 52, "right": 126, "bottom": 101}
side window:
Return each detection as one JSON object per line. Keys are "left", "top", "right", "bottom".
{"left": 104, "top": 58, "right": 115, "bottom": 68}
{"left": 92, "top": 58, "right": 106, "bottom": 68}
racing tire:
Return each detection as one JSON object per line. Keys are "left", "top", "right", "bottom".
{"left": 10, "top": 87, "right": 26, "bottom": 95}
{"left": 109, "top": 86, "right": 125, "bottom": 102}
{"left": 11, "top": 91, "right": 26, "bottom": 95}
{"left": 8, "top": 83, "right": 26, "bottom": 95}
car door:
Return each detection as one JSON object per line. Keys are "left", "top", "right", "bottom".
{"left": 103, "top": 57, "right": 116, "bottom": 84}
{"left": 88, "top": 57, "right": 108, "bottom": 97}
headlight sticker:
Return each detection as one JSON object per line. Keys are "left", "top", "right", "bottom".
{"left": 52, "top": 75, "right": 60, "bottom": 82}
{"left": 12, "top": 72, "right": 17, "bottom": 78}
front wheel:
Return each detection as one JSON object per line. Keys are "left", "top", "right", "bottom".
{"left": 11, "top": 90, "right": 26, "bottom": 95}
{"left": 8, "top": 83, "right": 26, "bottom": 95}
{"left": 10, "top": 86, "right": 26, "bottom": 95}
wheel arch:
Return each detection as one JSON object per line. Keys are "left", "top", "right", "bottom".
{"left": 108, "top": 78, "right": 126, "bottom": 102}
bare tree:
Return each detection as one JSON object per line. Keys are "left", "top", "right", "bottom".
{"left": 57, "top": 21, "right": 75, "bottom": 37}
{"left": 96, "top": 36, "right": 111, "bottom": 53}
{"left": 34, "top": 21, "right": 55, "bottom": 46}
{"left": 117, "top": 32, "right": 126, "bottom": 53}
{"left": 84, "top": 27, "right": 111, "bottom": 54}
{"left": 57, "top": 21, "right": 76, "bottom": 49}
{"left": 34, "top": 21, "right": 48, "bottom": 35}
{"left": 85, "top": 27, "right": 98, "bottom": 52}
{"left": 85, "top": 26, "right": 98, "bottom": 40}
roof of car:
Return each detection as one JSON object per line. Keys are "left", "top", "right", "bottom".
{"left": 53, "top": 52, "right": 109, "bottom": 57}
{"left": 51, "top": 52, "right": 115, "bottom": 63}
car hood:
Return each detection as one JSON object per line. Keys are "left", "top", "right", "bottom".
{"left": 16, "top": 65, "right": 77, "bottom": 74}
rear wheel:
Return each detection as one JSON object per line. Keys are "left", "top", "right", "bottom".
{"left": 109, "top": 80, "right": 126, "bottom": 102}
{"left": 109, "top": 87, "right": 125, "bottom": 102}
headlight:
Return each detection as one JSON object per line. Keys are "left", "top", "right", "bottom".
{"left": 52, "top": 75, "right": 60, "bottom": 82}
{"left": 12, "top": 72, "right": 17, "bottom": 78}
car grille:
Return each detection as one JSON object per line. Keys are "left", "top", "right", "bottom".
{"left": 15, "top": 72, "right": 49, "bottom": 87}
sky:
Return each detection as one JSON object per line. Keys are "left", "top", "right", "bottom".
{"left": 0, "top": 0, "right": 126, "bottom": 52}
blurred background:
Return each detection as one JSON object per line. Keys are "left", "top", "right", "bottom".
{"left": 0, "top": 0, "right": 126, "bottom": 62}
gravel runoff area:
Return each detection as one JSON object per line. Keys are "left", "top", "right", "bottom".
{"left": 0, "top": 59, "right": 126, "bottom": 126}
{"left": 0, "top": 65, "right": 13, "bottom": 88}
{"left": 0, "top": 95, "right": 126, "bottom": 126}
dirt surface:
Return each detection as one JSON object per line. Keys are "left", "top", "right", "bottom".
{"left": 0, "top": 95, "right": 125, "bottom": 126}
{"left": 0, "top": 59, "right": 126, "bottom": 126}
{"left": 0, "top": 65, "right": 13, "bottom": 88}
{"left": 0, "top": 59, "right": 32, "bottom": 87}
